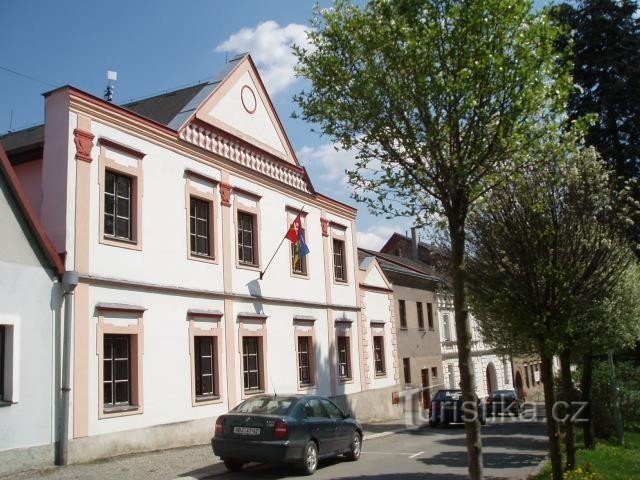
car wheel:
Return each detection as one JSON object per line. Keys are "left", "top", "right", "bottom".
{"left": 345, "top": 432, "right": 362, "bottom": 461}
{"left": 300, "top": 441, "right": 318, "bottom": 475}
{"left": 223, "top": 458, "right": 244, "bottom": 472}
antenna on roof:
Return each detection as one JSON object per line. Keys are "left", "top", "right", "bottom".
{"left": 104, "top": 71, "right": 117, "bottom": 102}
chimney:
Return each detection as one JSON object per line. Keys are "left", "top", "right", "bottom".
{"left": 411, "top": 227, "right": 419, "bottom": 261}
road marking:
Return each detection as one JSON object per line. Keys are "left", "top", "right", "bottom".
{"left": 362, "top": 451, "right": 424, "bottom": 457}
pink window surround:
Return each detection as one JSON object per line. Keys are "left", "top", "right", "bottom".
{"left": 188, "top": 309, "right": 224, "bottom": 406}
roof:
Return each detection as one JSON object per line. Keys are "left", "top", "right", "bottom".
{"left": 357, "top": 247, "right": 441, "bottom": 282}
{"left": 0, "top": 143, "right": 64, "bottom": 275}
{"left": 0, "top": 56, "right": 247, "bottom": 154}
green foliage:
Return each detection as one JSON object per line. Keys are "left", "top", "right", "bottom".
{"left": 552, "top": 0, "right": 640, "bottom": 258}
{"left": 294, "top": 0, "right": 570, "bottom": 220}
{"left": 575, "top": 360, "right": 640, "bottom": 438}
{"left": 533, "top": 431, "right": 640, "bottom": 480}
{"left": 467, "top": 131, "right": 637, "bottom": 357}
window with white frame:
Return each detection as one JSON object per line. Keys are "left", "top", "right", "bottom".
{"left": 242, "top": 336, "right": 262, "bottom": 391}
{"left": 373, "top": 335, "right": 386, "bottom": 375}
{"left": 194, "top": 336, "right": 217, "bottom": 398}
{"left": 103, "top": 334, "right": 131, "bottom": 408}
{"left": 98, "top": 139, "right": 144, "bottom": 249}
{"left": 442, "top": 313, "right": 451, "bottom": 341}
{"left": 337, "top": 335, "right": 351, "bottom": 380}
{"left": 332, "top": 238, "right": 346, "bottom": 282}
{"left": 104, "top": 171, "right": 133, "bottom": 241}
{"left": 237, "top": 211, "right": 257, "bottom": 265}
{"left": 297, "top": 336, "right": 313, "bottom": 386}
{"left": 190, "top": 197, "right": 212, "bottom": 257}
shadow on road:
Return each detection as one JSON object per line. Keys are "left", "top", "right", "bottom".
{"left": 419, "top": 451, "right": 546, "bottom": 470}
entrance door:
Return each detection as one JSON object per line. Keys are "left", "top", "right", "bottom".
{"left": 421, "top": 369, "right": 430, "bottom": 410}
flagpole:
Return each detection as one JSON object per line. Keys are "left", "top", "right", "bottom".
{"left": 259, "top": 205, "right": 306, "bottom": 280}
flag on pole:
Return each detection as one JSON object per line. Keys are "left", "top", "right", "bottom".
{"left": 285, "top": 213, "right": 302, "bottom": 243}
{"left": 286, "top": 213, "right": 310, "bottom": 271}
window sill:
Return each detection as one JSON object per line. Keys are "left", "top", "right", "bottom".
{"left": 375, "top": 373, "right": 387, "bottom": 378}
{"left": 189, "top": 253, "right": 217, "bottom": 264}
{"left": 194, "top": 395, "right": 222, "bottom": 406}
{"left": 338, "top": 378, "right": 353, "bottom": 384}
{"left": 0, "top": 400, "right": 14, "bottom": 408}
{"left": 101, "top": 404, "right": 142, "bottom": 418}
{"left": 237, "top": 262, "right": 261, "bottom": 272}
{"left": 101, "top": 235, "right": 141, "bottom": 251}
{"left": 291, "top": 271, "right": 310, "bottom": 279}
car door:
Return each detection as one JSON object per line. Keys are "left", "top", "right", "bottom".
{"left": 321, "top": 398, "right": 351, "bottom": 451}
{"left": 302, "top": 398, "right": 336, "bottom": 455}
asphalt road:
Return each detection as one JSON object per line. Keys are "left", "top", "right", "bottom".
{"left": 4, "top": 416, "right": 548, "bottom": 480}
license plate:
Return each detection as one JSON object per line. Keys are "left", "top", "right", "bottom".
{"left": 233, "top": 426, "right": 261, "bottom": 436}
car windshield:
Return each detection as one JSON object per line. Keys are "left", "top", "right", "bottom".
{"left": 491, "top": 390, "right": 515, "bottom": 398}
{"left": 434, "top": 390, "right": 462, "bottom": 401}
{"left": 233, "top": 396, "right": 295, "bottom": 415}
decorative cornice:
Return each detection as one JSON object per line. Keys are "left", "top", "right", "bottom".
{"left": 98, "top": 137, "right": 146, "bottom": 159}
{"left": 180, "top": 122, "right": 312, "bottom": 194}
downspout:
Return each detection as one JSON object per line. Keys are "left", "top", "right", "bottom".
{"left": 56, "top": 270, "right": 78, "bottom": 466}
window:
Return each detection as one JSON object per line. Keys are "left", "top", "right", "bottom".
{"left": 373, "top": 336, "right": 386, "bottom": 375}
{"left": 321, "top": 398, "right": 345, "bottom": 419}
{"left": 237, "top": 211, "right": 257, "bottom": 265}
{"left": 98, "top": 139, "right": 144, "bottom": 250}
{"left": 431, "top": 367, "right": 437, "bottom": 379}
{"left": 0, "top": 325, "right": 4, "bottom": 399}
{"left": 303, "top": 398, "right": 328, "bottom": 418}
{"left": 398, "top": 300, "right": 407, "bottom": 329}
{"left": 442, "top": 313, "right": 451, "bottom": 341}
{"left": 427, "top": 303, "right": 434, "bottom": 330}
{"left": 190, "top": 197, "right": 212, "bottom": 257}
{"left": 524, "top": 366, "right": 530, "bottom": 388}
{"left": 403, "top": 358, "right": 411, "bottom": 384}
{"left": 104, "top": 171, "right": 133, "bottom": 240}
{"left": 337, "top": 335, "right": 351, "bottom": 380}
{"left": 242, "top": 336, "right": 262, "bottom": 391}
{"left": 448, "top": 364, "right": 455, "bottom": 389}
{"left": 103, "top": 335, "right": 131, "bottom": 408}
{"left": 332, "top": 238, "right": 346, "bottom": 282}
{"left": 417, "top": 302, "right": 424, "bottom": 330}
{"left": 297, "top": 336, "right": 312, "bottom": 386}
{"left": 194, "top": 336, "right": 217, "bottom": 398}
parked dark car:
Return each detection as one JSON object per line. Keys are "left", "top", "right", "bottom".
{"left": 211, "top": 394, "right": 363, "bottom": 475}
{"left": 486, "top": 389, "right": 523, "bottom": 416}
{"left": 429, "top": 389, "right": 486, "bottom": 426}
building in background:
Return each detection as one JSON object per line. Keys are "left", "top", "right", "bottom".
{"left": 0, "top": 144, "right": 64, "bottom": 475}
{"left": 0, "top": 55, "right": 400, "bottom": 470}
{"left": 358, "top": 248, "right": 444, "bottom": 414}
{"left": 380, "top": 229, "right": 513, "bottom": 399}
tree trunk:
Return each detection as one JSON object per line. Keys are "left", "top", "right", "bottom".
{"left": 450, "top": 218, "right": 483, "bottom": 480}
{"left": 559, "top": 349, "right": 576, "bottom": 471}
{"left": 541, "top": 353, "right": 563, "bottom": 480}
{"left": 582, "top": 353, "right": 596, "bottom": 449}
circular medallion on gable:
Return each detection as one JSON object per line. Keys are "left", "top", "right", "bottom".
{"left": 241, "top": 85, "right": 257, "bottom": 114}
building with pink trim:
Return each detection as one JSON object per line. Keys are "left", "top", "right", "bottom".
{"left": 0, "top": 55, "right": 400, "bottom": 470}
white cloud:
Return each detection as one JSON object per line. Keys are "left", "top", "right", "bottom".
{"left": 215, "top": 21, "right": 310, "bottom": 95}
{"left": 297, "top": 143, "right": 358, "bottom": 184}
{"left": 357, "top": 224, "right": 405, "bottom": 250}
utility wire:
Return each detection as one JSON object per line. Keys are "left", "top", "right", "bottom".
{"left": 0, "top": 65, "right": 58, "bottom": 88}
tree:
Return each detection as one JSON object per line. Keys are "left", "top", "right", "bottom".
{"left": 466, "top": 133, "right": 638, "bottom": 480}
{"left": 293, "top": 1, "right": 568, "bottom": 478}
{"left": 553, "top": 0, "right": 640, "bottom": 259}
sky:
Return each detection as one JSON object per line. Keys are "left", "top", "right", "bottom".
{"left": 0, "top": 0, "right": 413, "bottom": 249}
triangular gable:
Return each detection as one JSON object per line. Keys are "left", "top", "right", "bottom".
{"left": 361, "top": 257, "right": 393, "bottom": 290}
{"left": 191, "top": 55, "right": 297, "bottom": 165}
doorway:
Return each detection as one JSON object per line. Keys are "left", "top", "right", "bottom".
{"left": 421, "top": 368, "right": 430, "bottom": 410}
